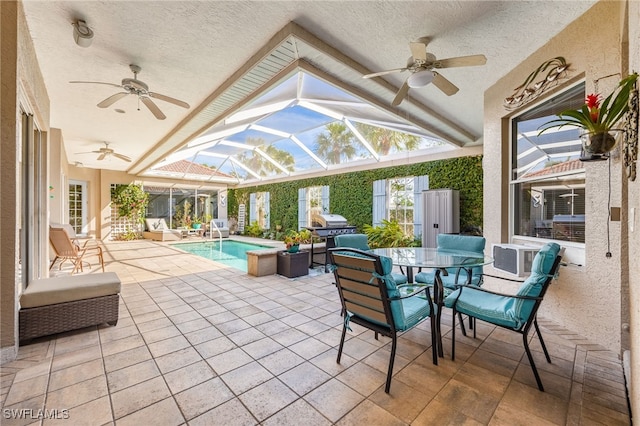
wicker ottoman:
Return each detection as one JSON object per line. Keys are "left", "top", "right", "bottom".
{"left": 19, "top": 272, "right": 121, "bottom": 344}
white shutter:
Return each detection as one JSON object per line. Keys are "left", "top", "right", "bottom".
{"left": 321, "top": 185, "right": 330, "bottom": 213}
{"left": 298, "top": 188, "right": 307, "bottom": 230}
{"left": 413, "top": 175, "right": 429, "bottom": 238}
{"left": 264, "top": 192, "right": 271, "bottom": 229}
{"left": 249, "top": 193, "right": 257, "bottom": 225}
{"left": 372, "top": 179, "right": 387, "bottom": 227}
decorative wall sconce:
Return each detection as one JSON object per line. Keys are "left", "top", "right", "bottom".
{"left": 504, "top": 57, "right": 570, "bottom": 110}
{"left": 623, "top": 82, "right": 639, "bottom": 180}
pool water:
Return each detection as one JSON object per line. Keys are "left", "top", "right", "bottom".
{"left": 175, "top": 240, "right": 272, "bottom": 272}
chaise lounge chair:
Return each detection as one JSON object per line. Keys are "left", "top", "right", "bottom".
{"left": 143, "top": 218, "right": 183, "bottom": 241}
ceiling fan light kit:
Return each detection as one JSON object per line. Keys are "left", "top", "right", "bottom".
{"left": 363, "top": 37, "right": 486, "bottom": 105}
{"left": 407, "top": 70, "right": 435, "bottom": 88}
{"left": 72, "top": 19, "right": 94, "bottom": 48}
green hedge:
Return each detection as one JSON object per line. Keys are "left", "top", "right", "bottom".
{"left": 228, "top": 155, "right": 483, "bottom": 234}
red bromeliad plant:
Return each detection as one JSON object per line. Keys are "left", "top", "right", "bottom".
{"left": 539, "top": 73, "right": 638, "bottom": 135}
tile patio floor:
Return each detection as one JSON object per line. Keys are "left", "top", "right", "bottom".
{"left": 1, "top": 239, "right": 631, "bottom": 425}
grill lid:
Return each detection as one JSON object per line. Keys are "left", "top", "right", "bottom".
{"left": 311, "top": 213, "right": 348, "bottom": 228}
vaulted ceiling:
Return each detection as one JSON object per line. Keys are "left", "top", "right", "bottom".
{"left": 21, "top": 1, "right": 597, "bottom": 185}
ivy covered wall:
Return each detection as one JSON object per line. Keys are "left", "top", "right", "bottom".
{"left": 229, "top": 155, "right": 483, "bottom": 234}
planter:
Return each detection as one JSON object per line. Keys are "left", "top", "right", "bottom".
{"left": 286, "top": 244, "right": 300, "bottom": 253}
{"left": 277, "top": 250, "right": 309, "bottom": 278}
{"left": 580, "top": 131, "right": 618, "bottom": 155}
{"left": 192, "top": 223, "right": 202, "bottom": 230}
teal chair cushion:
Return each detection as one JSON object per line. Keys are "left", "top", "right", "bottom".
{"left": 334, "top": 234, "right": 370, "bottom": 251}
{"left": 437, "top": 234, "right": 486, "bottom": 252}
{"left": 378, "top": 255, "right": 430, "bottom": 331}
{"left": 444, "top": 242, "right": 560, "bottom": 330}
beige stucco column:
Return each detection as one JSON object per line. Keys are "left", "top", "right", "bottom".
{"left": 0, "top": 1, "right": 20, "bottom": 361}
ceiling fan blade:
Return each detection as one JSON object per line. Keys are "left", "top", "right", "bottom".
{"left": 391, "top": 80, "right": 410, "bottom": 107}
{"left": 410, "top": 41, "right": 428, "bottom": 62}
{"left": 113, "top": 153, "right": 132, "bottom": 162}
{"left": 148, "top": 92, "right": 190, "bottom": 108}
{"left": 432, "top": 72, "right": 459, "bottom": 96}
{"left": 141, "top": 97, "right": 166, "bottom": 120}
{"left": 69, "top": 81, "right": 122, "bottom": 89}
{"left": 97, "top": 153, "right": 107, "bottom": 161}
{"left": 363, "top": 68, "right": 407, "bottom": 79}
{"left": 436, "top": 54, "right": 487, "bottom": 69}
{"left": 97, "top": 92, "right": 129, "bottom": 108}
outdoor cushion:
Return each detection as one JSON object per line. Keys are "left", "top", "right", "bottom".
{"left": 363, "top": 254, "right": 429, "bottom": 331}
{"left": 145, "top": 218, "right": 168, "bottom": 231}
{"left": 444, "top": 242, "right": 560, "bottom": 329}
{"left": 21, "top": 272, "right": 121, "bottom": 308}
{"left": 334, "top": 234, "right": 370, "bottom": 251}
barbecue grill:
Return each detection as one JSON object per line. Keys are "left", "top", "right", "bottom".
{"left": 307, "top": 214, "right": 357, "bottom": 237}
{"left": 306, "top": 213, "right": 356, "bottom": 271}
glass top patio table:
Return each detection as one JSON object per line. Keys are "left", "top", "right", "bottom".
{"left": 370, "top": 247, "right": 493, "bottom": 358}
{"left": 370, "top": 247, "right": 493, "bottom": 283}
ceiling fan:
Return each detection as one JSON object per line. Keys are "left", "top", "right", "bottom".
{"left": 70, "top": 64, "right": 190, "bottom": 120}
{"left": 77, "top": 142, "right": 131, "bottom": 162}
{"left": 363, "top": 37, "right": 487, "bottom": 106}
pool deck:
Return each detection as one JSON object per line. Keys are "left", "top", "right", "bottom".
{"left": 2, "top": 238, "right": 630, "bottom": 425}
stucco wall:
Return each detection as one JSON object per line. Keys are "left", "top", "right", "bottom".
{"left": 484, "top": 1, "right": 627, "bottom": 353}
{"left": 625, "top": 0, "right": 639, "bottom": 417}
{"left": 1, "top": 1, "right": 50, "bottom": 360}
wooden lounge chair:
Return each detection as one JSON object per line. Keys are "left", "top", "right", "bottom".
{"left": 49, "top": 226, "right": 105, "bottom": 274}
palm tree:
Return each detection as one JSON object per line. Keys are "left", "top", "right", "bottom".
{"left": 236, "top": 137, "right": 294, "bottom": 176}
{"left": 315, "top": 122, "right": 356, "bottom": 164}
{"left": 355, "top": 122, "right": 420, "bottom": 155}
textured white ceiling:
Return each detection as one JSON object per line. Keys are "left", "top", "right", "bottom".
{"left": 20, "top": 1, "right": 597, "bottom": 174}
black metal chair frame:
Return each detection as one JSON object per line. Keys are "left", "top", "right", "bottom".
{"left": 329, "top": 247, "right": 438, "bottom": 393}
{"left": 448, "top": 255, "right": 563, "bottom": 391}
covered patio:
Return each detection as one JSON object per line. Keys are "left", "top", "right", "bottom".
{"left": 0, "top": 240, "right": 630, "bottom": 424}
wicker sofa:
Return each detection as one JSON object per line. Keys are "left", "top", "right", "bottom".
{"left": 19, "top": 272, "right": 121, "bottom": 344}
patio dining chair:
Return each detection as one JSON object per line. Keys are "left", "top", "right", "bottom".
{"left": 444, "top": 242, "right": 562, "bottom": 391}
{"left": 334, "top": 234, "right": 408, "bottom": 285}
{"left": 414, "top": 234, "right": 486, "bottom": 334}
{"left": 414, "top": 234, "right": 486, "bottom": 290}
{"left": 328, "top": 247, "right": 438, "bottom": 393}
{"left": 49, "top": 226, "right": 105, "bottom": 275}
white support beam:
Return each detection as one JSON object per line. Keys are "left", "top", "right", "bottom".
{"left": 249, "top": 124, "right": 291, "bottom": 138}
{"left": 289, "top": 135, "right": 328, "bottom": 169}
{"left": 297, "top": 100, "right": 343, "bottom": 120}
{"left": 344, "top": 118, "right": 379, "bottom": 161}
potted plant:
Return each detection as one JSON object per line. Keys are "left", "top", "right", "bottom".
{"left": 283, "top": 231, "right": 302, "bottom": 253}
{"left": 192, "top": 216, "right": 202, "bottom": 230}
{"left": 538, "top": 73, "right": 638, "bottom": 155}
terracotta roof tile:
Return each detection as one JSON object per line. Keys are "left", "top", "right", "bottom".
{"left": 156, "top": 160, "right": 232, "bottom": 178}
{"left": 521, "top": 158, "right": 583, "bottom": 178}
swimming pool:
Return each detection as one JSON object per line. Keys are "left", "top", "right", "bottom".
{"left": 174, "top": 240, "right": 273, "bottom": 272}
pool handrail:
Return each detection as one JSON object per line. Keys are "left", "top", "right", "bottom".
{"left": 209, "top": 220, "right": 223, "bottom": 253}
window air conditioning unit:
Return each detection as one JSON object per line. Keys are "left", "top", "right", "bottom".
{"left": 492, "top": 244, "right": 540, "bottom": 277}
